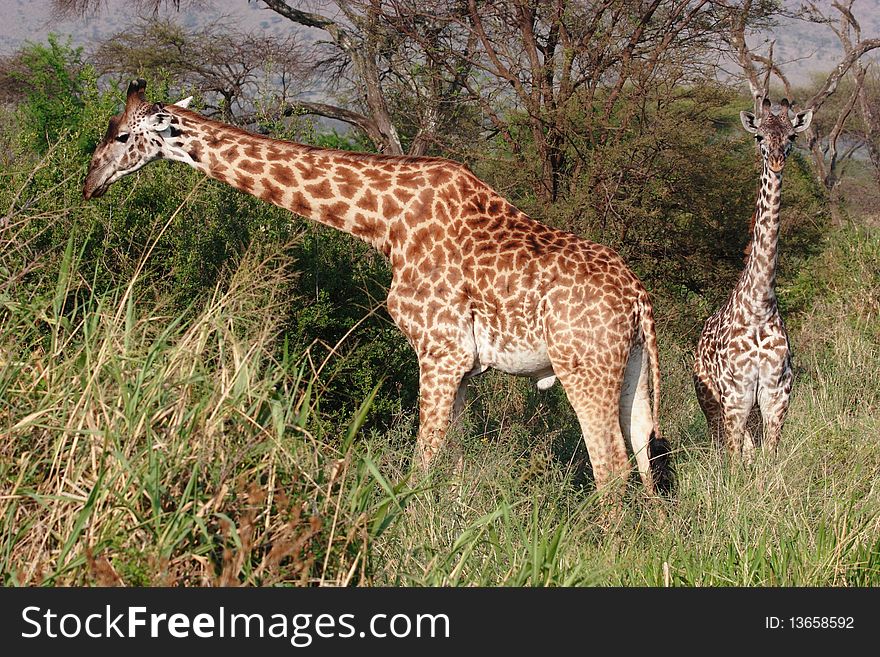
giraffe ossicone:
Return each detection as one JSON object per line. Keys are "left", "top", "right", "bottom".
{"left": 84, "top": 78, "right": 673, "bottom": 497}
{"left": 693, "top": 97, "right": 812, "bottom": 462}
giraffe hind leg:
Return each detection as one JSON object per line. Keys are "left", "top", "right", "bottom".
{"left": 448, "top": 377, "right": 471, "bottom": 475}
{"left": 554, "top": 352, "right": 630, "bottom": 501}
{"left": 743, "top": 406, "right": 764, "bottom": 463}
{"left": 694, "top": 371, "right": 724, "bottom": 450}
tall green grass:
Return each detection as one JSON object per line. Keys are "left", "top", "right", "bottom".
{"left": 1, "top": 168, "right": 878, "bottom": 587}
{"left": 0, "top": 204, "right": 414, "bottom": 585}
{"left": 1, "top": 51, "right": 876, "bottom": 586}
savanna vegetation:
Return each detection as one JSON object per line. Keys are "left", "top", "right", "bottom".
{"left": 0, "top": 1, "right": 878, "bottom": 586}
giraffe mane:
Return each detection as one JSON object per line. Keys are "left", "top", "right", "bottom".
{"left": 743, "top": 207, "right": 758, "bottom": 261}
{"left": 165, "top": 105, "right": 464, "bottom": 168}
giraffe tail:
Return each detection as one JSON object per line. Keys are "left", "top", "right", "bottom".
{"left": 639, "top": 294, "right": 674, "bottom": 496}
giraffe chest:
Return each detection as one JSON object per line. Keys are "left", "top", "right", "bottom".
{"left": 698, "top": 314, "right": 790, "bottom": 383}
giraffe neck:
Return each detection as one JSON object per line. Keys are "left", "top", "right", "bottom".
{"left": 163, "top": 107, "right": 406, "bottom": 255}
{"left": 736, "top": 162, "right": 782, "bottom": 317}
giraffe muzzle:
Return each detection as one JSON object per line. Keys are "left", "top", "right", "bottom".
{"left": 83, "top": 169, "right": 110, "bottom": 200}
{"left": 767, "top": 159, "right": 785, "bottom": 173}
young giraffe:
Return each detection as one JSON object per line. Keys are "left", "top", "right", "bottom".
{"left": 84, "top": 79, "right": 672, "bottom": 496}
{"left": 693, "top": 98, "right": 812, "bottom": 462}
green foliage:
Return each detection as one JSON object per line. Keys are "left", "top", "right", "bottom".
{"left": 3, "top": 42, "right": 413, "bottom": 437}
{"left": 476, "top": 84, "right": 830, "bottom": 341}
{"left": 285, "top": 226, "right": 416, "bottom": 428}
{"left": 311, "top": 130, "right": 375, "bottom": 153}
{"left": 9, "top": 35, "right": 94, "bottom": 154}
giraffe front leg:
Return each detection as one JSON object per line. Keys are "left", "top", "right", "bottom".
{"left": 721, "top": 407, "right": 752, "bottom": 463}
{"left": 694, "top": 371, "right": 724, "bottom": 450}
{"left": 714, "top": 373, "right": 756, "bottom": 463}
{"left": 413, "top": 348, "right": 475, "bottom": 473}
{"left": 755, "top": 339, "right": 793, "bottom": 457}
{"left": 742, "top": 427, "right": 757, "bottom": 464}
{"left": 757, "top": 380, "right": 791, "bottom": 457}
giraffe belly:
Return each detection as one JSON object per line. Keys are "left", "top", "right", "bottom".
{"left": 471, "top": 316, "right": 555, "bottom": 385}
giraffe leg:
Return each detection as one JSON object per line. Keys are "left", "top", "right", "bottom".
{"left": 742, "top": 423, "right": 757, "bottom": 464}
{"left": 413, "top": 349, "right": 475, "bottom": 473}
{"left": 757, "top": 381, "right": 790, "bottom": 457}
{"left": 620, "top": 342, "right": 655, "bottom": 493}
{"left": 721, "top": 405, "right": 752, "bottom": 462}
{"left": 555, "top": 356, "right": 630, "bottom": 500}
{"left": 574, "top": 395, "right": 629, "bottom": 503}
{"left": 452, "top": 377, "right": 469, "bottom": 424}
{"left": 447, "top": 378, "right": 471, "bottom": 474}
{"left": 694, "top": 371, "right": 724, "bottom": 450}
{"left": 708, "top": 415, "right": 725, "bottom": 452}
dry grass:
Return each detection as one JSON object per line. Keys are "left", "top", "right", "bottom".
{"left": 0, "top": 198, "right": 409, "bottom": 586}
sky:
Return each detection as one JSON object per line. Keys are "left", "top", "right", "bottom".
{"left": 0, "top": 0, "right": 296, "bottom": 53}
{"left": 1, "top": 0, "right": 878, "bottom": 88}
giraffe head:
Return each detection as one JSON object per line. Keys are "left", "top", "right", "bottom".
{"left": 740, "top": 98, "right": 812, "bottom": 173}
{"left": 83, "top": 79, "right": 192, "bottom": 199}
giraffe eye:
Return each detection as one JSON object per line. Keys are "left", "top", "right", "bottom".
{"left": 115, "top": 133, "right": 130, "bottom": 143}
{"left": 754, "top": 134, "right": 764, "bottom": 142}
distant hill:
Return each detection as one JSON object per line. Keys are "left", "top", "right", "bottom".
{"left": 762, "top": 0, "right": 880, "bottom": 87}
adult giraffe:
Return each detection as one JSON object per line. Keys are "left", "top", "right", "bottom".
{"left": 84, "top": 79, "right": 671, "bottom": 496}
{"left": 694, "top": 98, "right": 812, "bottom": 462}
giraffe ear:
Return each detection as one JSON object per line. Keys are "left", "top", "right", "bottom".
{"left": 146, "top": 110, "right": 173, "bottom": 133}
{"left": 792, "top": 109, "right": 813, "bottom": 133}
{"left": 173, "top": 96, "right": 193, "bottom": 109}
{"left": 740, "top": 111, "right": 759, "bottom": 134}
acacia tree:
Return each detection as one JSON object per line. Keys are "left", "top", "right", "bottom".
{"left": 55, "top": 0, "right": 481, "bottom": 156}
{"left": 378, "top": 0, "right": 777, "bottom": 231}
{"left": 256, "top": 0, "right": 405, "bottom": 153}
{"left": 803, "top": 0, "right": 880, "bottom": 192}
{"left": 56, "top": 0, "right": 878, "bottom": 207}
{"left": 444, "top": 0, "right": 724, "bottom": 202}
{"left": 93, "top": 18, "right": 306, "bottom": 122}
{"left": 55, "top": 0, "right": 406, "bottom": 151}
{"left": 365, "top": 1, "right": 480, "bottom": 157}
{"left": 727, "top": 0, "right": 791, "bottom": 114}
{"left": 855, "top": 67, "right": 880, "bottom": 189}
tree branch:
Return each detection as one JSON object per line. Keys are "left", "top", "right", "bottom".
{"left": 805, "top": 38, "right": 880, "bottom": 112}
{"left": 259, "top": 0, "right": 355, "bottom": 49}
